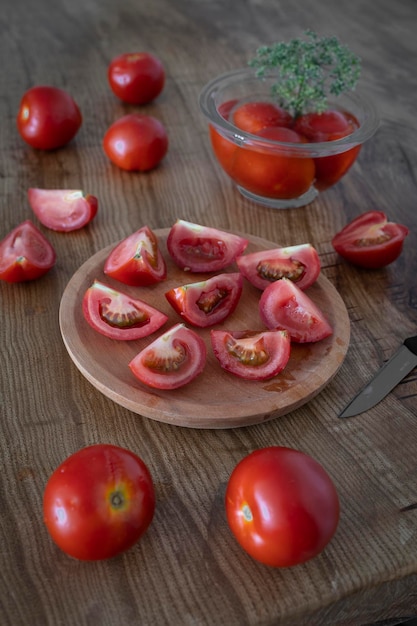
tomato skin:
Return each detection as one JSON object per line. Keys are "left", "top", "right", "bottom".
{"left": 211, "top": 329, "right": 291, "bottom": 380}
{"left": 236, "top": 243, "right": 321, "bottom": 291}
{"left": 103, "top": 114, "right": 168, "bottom": 172}
{"left": 129, "top": 323, "right": 207, "bottom": 389}
{"left": 232, "top": 101, "right": 293, "bottom": 134}
{"left": 259, "top": 278, "right": 332, "bottom": 343}
{"left": 82, "top": 280, "right": 168, "bottom": 340}
{"left": 28, "top": 188, "right": 98, "bottom": 232}
{"left": 43, "top": 444, "right": 155, "bottom": 561}
{"left": 0, "top": 220, "right": 56, "bottom": 282}
{"left": 104, "top": 225, "right": 167, "bottom": 286}
{"left": 225, "top": 447, "right": 340, "bottom": 568}
{"left": 16, "top": 86, "right": 82, "bottom": 150}
{"left": 331, "top": 210, "right": 409, "bottom": 268}
{"left": 108, "top": 52, "right": 165, "bottom": 105}
{"left": 165, "top": 273, "right": 243, "bottom": 328}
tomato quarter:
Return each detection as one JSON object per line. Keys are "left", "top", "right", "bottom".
{"left": 28, "top": 188, "right": 98, "bottom": 232}
{"left": 0, "top": 220, "right": 56, "bottom": 283}
{"left": 108, "top": 52, "right": 165, "bottom": 105}
{"left": 43, "top": 444, "right": 155, "bottom": 561}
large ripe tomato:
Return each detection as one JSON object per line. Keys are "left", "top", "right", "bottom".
{"left": 259, "top": 278, "right": 332, "bottom": 343}
{"left": 16, "top": 86, "right": 82, "bottom": 150}
{"left": 232, "top": 101, "right": 293, "bottom": 134}
{"left": 165, "top": 273, "right": 243, "bottom": 328}
{"left": 104, "top": 225, "right": 167, "bottom": 286}
{"left": 43, "top": 444, "right": 155, "bottom": 561}
{"left": 167, "top": 220, "right": 248, "bottom": 273}
{"left": 225, "top": 447, "right": 340, "bottom": 567}
{"left": 108, "top": 52, "right": 165, "bottom": 105}
{"left": 211, "top": 329, "right": 291, "bottom": 380}
{"left": 129, "top": 323, "right": 206, "bottom": 389}
{"left": 236, "top": 243, "right": 321, "bottom": 291}
{"left": 331, "top": 210, "right": 409, "bottom": 269}
{"left": 0, "top": 220, "right": 56, "bottom": 283}
{"left": 82, "top": 280, "right": 168, "bottom": 340}
{"left": 103, "top": 114, "right": 168, "bottom": 172}
{"left": 28, "top": 188, "right": 98, "bottom": 232}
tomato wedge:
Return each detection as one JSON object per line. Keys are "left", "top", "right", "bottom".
{"left": 165, "top": 273, "right": 243, "bottom": 328}
{"left": 0, "top": 220, "right": 56, "bottom": 282}
{"left": 129, "top": 324, "right": 206, "bottom": 389}
{"left": 167, "top": 220, "right": 248, "bottom": 272}
{"left": 104, "top": 225, "right": 167, "bottom": 286}
{"left": 237, "top": 243, "right": 320, "bottom": 291}
{"left": 331, "top": 210, "right": 409, "bottom": 269}
{"left": 210, "top": 329, "right": 291, "bottom": 380}
{"left": 28, "top": 188, "right": 98, "bottom": 232}
{"left": 82, "top": 280, "right": 168, "bottom": 340}
{"left": 259, "top": 278, "right": 332, "bottom": 343}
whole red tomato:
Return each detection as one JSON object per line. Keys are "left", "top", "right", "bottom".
{"left": 225, "top": 447, "right": 340, "bottom": 567}
{"left": 108, "top": 52, "right": 165, "bottom": 105}
{"left": 16, "top": 86, "right": 82, "bottom": 150}
{"left": 43, "top": 444, "right": 155, "bottom": 561}
{"left": 103, "top": 114, "right": 168, "bottom": 171}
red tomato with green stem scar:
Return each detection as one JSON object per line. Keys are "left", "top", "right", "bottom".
{"left": 331, "top": 210, "right": 409, "bottom": 269}
{"left": 28, "top": 188, "right": 98, "bottom": 232}
{"left": 0, "top": 220, "right": 56, "bottom": 283}
{"left": 129, "top": 323, "right": 207, "bottom": 390}
{"left": 225, "top": 446, "right": 340, "bottom": 567}
{"left": 43, "top": 444, "right": 155, "bottom": 561}
{"left": 82, "top": 280, "right": 168, "bottom": 340}
{"left": 16, "top": 86, "right": 82, "bottom": 150}
{"left": 108, "top": 52, "right": 165, "bottom": 105}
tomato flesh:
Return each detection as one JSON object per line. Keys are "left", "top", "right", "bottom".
{"left": 108, "top": 52, "right": 165, "bottom": 105}
{"left": 43, "top": 444, "right": 155, "bottom": 561}
{"left": 331, "top": 210, "right": 409, "bottom": 268}
{"left": 28, "top": 188, "right": 98, "bottom": 232}
{"left": 104, "top": 225, "right": 167, "bottom": 286}
{"left": 211, "top": 329, "right": 291, "bottom": 380}
{"left": 0, "top": 220, "right": 56, "bottom": 282}
{"left": 225, "top": 447, "right": 340, "bottom": 567}
{"left": 259, "top": 278, "right": 332, "bottom": 343}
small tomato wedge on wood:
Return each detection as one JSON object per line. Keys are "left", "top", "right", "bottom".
{"left": 167, "top": 220, "right": 248, "bottom": 272}
{"left": 104, "top": 225, "right": 167, "bottom": 286}
{"left": 331, "top": 210, "right": 409, "bottom": 269}
{"left": 165, "top": 273, "right": 243, "bottom": 328}
{"left": 0, "top": 220, "right": 56, "bottom": 282}
{"left": 129, "top": 323, "right": 206, "bottom": 390}
{"left": 28, "top": 188, "right": 98, "bottom": 232}
{"left": 237, "top": 243, "right": 320, "bottom": 291}
{"left": 82, "top": 280, "right": 168, "bottom": 340}
{"left": 211, "top": 329, "right": 291, "bottom": 380}
{"left": 259, "top": 278, "right": 332, "bottom": 343}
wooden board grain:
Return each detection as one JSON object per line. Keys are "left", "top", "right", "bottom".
{"left": 59, "top": 229, "right": 350, "bottom": 428}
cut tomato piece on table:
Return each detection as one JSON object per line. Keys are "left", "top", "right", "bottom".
{"left": 237, "top": 243, "right": 320, "bottom": 291}
{"left": 167, "top": 219, "right": 248, "bottom": 272}
{"left": 331, "top": 210, "right": 409, "bottom": 269}
{"left": 259, "top": 277, "right": 332, "bottom": 343}
{"left": 0, "top": 220, "right": 56, "bottom": 283}
{"left": 129, "top": 323, "right": 207, "bottom": 390}
{"left": 82, "top": 280, "right": 168, "bottom": 340}
{"left": 165, "top": 272, "right": 243, "bottom": 328}
{"left": 28, "top": 188, "right": 98, "bottom": 232}
{"left": 104, "top": 225, "right": 167, "bottom": 286}
{"left": 211, "top": 329, "right": 291, "bottom": 380}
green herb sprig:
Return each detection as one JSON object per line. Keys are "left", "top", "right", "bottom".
{"left": 249, "top": 30, "right": 361, "bottom": 118}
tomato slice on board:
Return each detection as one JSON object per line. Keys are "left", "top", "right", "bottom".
{"left": 166, "top": 220, "right": 248, "bottom": 273}
{"left": 129, "top": 323, "right": 207, "bottom": 390}
{"left": 165, "top": 273, "right": 243, "bottom": 328}
{"left": 28, "top": 188, "right": 98, "bottom": 232}
{"left": 259, "top": 278, "right": 333, "bottom": 343}
{"left": 0, "top": 220, "right": 56, "bottom": 282}
{"left": 82, "top": 280, "right": 168, "bottom": 340}
{"left": 104, "top": 225, "right": 167, "bottom": 286}
{"left": 236, "top": 243, "right": 320, "bottom": 291}
{"left": 210, "top": 329, "right": 291, "bottom": 381}
{"left": 331, "top": 210, "right": 409, "bottom": 269}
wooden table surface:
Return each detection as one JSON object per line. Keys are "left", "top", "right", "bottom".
{"left": 1, "top": 0, "right": 416, "bottom": 624}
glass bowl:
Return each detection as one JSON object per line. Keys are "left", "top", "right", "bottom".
{"left": 199, "top": 68, "right": 379, "bottom": 209}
